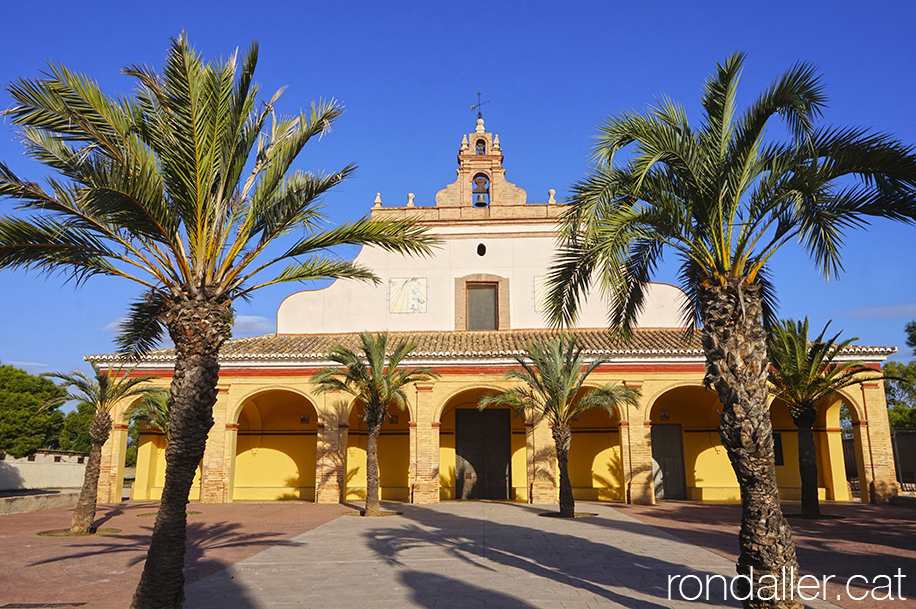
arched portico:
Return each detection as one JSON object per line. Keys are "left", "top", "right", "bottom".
{"left": 647, "top": 385, "right": 737, "bottom": 501}
{"left": 769, "top": 394, "right": 851, "bottom": 502}
{"left": 568, "top": 396, "right": 625, "bottom": 502}
{"left": 438, "top": 388, "right": 528, "bottom": 501}
{"left": 232, "top": 389, "right": 318, "bottom": 501}
{"left": 129, "top": 394, "right": 204, "bottom": 502}
{"left": 345, "top": 399, "right": 411, "bottom": 502}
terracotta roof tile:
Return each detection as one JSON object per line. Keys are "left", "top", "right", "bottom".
{"left": 86, "top": 327, "right": 895, "bottom": 364}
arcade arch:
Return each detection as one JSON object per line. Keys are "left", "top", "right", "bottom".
{"left": 648, "top": 385, "right": 736, "bottom": 501}
{"left": 344, "top": 399, "right": 411, "bottom": 502}
{"left": 438, "top": 388, "right": 527, "bottom": 501}
{"left": 568, "top": 397, "right": 624, "bottom": 501}
{"left": 769, "top": 392, "right": 855, "bottom": 502}
{"left": 232, "top": 389, "right": 318, "bottom": 501}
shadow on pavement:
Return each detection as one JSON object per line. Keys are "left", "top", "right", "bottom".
{"left": 367, "top": 502, "right": 735, "bottom": 608}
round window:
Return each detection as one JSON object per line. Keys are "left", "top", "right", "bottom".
{"left": 477, "top": 243, "right": 486, "bottom": 256}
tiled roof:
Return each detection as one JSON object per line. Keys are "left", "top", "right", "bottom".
{"left": 87, "top": 328, "right": 702, "bottom": 364}
{"left": 86, "top": 327, "right": 895, "bottom": 365}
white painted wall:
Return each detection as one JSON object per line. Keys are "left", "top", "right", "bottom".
{"left": 0, "top": 452, "right": 87, "bottom": 490}
{"left": 277, "top": 219, "right": 690, "bottom": 334}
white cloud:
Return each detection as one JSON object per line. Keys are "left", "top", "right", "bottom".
{"left": 838, "top": 303, "right": 916, "bottom": 319}
{"left": 102, "top": 317, "right": 125, "bottom": 333}
{"left": 6, "top": 361, "right": 52, "bottom": 374}
{"left": 233, "top": 315, "right": 274, "bottom": 336}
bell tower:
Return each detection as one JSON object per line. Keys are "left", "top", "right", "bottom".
{"left": 434, "top": 117, "right": 527, "bottom": 211}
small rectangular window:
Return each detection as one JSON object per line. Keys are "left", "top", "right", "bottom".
{"left": 467, "top": 284, "right": 498, "bottom": 330}
{"left": 54, "top": 456, "right": 61, "bottom": 463}
{"left": 27, "top": 454, "right": 36, "bottom": 462}
{"left": 773, "top": 433, "right": 784, "bottom": 466}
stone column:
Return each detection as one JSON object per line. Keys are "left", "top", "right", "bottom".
{"left": 200, "top": 386, "right": 231, "bottom": 503}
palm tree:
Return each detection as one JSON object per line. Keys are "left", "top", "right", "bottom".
{"left": 125, "top": 390, "right": 172, "bottom": 441}
{"left": 43, "top": 363, "right": 157, "bottom": 535}
{"left": 0, "top": 36, "right": 435, "bottom": 608}
{"left": 478, "top": 337, "right": 639, "bottom": 517}
{"left": 547, "top": 53, "right": 916, "bottom": 608}
{"left": 311, "top": 332, "right": 438, "bottom": 516}
{"left": 768, "top": 318, "right": 885, "bottom": 519}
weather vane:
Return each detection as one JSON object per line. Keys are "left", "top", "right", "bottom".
{"left": 471, "top": 92, "right": 490, "bottom": 119}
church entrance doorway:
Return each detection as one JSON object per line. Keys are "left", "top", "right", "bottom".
{"left": 455, "top": 409, "right": 511, "bottom": 499}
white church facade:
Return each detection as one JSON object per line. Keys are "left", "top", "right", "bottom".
{"left": 93, "top": 119, "right": 899, "bottom": 507}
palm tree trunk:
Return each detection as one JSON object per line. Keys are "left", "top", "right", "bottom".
{"left": 365, "top": 422, "right": 382, "bottom": 516}
{"left": 69, "top": 410, "right": 111, "bottom": 535}
{"left": 552, "top": 423, "right": 575, "bottom": 517}
{"left": 130, "top": 299, "right": 231, "bottom": 609}
{"left": 699, "top": 277, "right": 801, "bottom": 609}
{"left": 796, "top": 421, "right": 821, "bottom": 519}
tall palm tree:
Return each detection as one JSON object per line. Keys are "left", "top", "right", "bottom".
{"left": 0, "top": 36, "right": 435, "bottom": 608}
{"left": 768, "top": 318, "right": 885, "bottom": 519}
{"left": 125, "top": 389, "right": 172, "bottom": 441}
{"left": 311, "top": 332, "right": 438, "bottom": 516}
{"left": 43, "top": 363, "right": 157, "bottom": 535}
{"left": 478, "top": 337, "right": 639, "bottom": 517}
{"left": 547, "top": 53, "right": 916, "bottom": 608}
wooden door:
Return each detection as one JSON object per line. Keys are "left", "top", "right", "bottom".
{"left": 455, "top": 409, "right": 511, "bottom": 499}
{"left": 651, "top": 423, "right": 686, "bottom": 500}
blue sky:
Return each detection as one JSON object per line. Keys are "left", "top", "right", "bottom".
{"left": 2, "top": 0, "right": 916, "bottom": 380}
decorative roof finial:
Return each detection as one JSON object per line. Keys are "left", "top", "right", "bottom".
{"left": 373, "top": 193, "right": 382, "bottom": 208}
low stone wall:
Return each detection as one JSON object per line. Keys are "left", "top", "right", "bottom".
{"left": 0, "top": 489, "right": 80, "bottom": 516}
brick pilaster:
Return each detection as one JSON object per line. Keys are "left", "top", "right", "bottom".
{"left": 97, "top": 423, "right": 129, "bottom": 503}
{"left": 628, "top": 420, "right": 655, "bottom": 505}
{"left": 411, "top": 383, "right": 439, "bottom": 503}
{"left": 200, "top": 386, "right": 231, "bottom": 503}
{"left": 859, "top": 382, "right": 898, "bottom": 503}
{"left": 316, "top": 418, "right": 344, "bottom": 503}
{"left": 529, "top": 416, "right": 557, "bottom": 504}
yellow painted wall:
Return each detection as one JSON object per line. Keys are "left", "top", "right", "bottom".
{"left": 651, "top": 386, "right": 739, "bottom": 500}
{"left": 133, "top": 431, "right": 202, "bottom": 501}
{"left": 233, "top": 390, "right": 318, "bottom": 501}
{"left": 569, "top": 407, "right": 623, "bottom": 501}
{"left": 646, "top": 387, "right": 850, "bottom": 503}
{"left": 345, "top": 402, "right": 410, "bottom": 501}
{"left": 769, "top": 398, "right": 847, "bottom": 502}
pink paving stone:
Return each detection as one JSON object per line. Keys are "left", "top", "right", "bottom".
{"left": 0, "top": 501, "right": 350, "bottom": 608}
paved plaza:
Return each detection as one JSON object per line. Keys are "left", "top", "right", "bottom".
{"left": 3, "top": 500, "right": 914, "bottom": 608}
{"left": 184, "top": 502, "right": 837, "bottom": 609}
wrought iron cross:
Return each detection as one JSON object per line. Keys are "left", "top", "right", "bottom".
{"left": 471, "top": 92, "right": 490, "bottom": 119}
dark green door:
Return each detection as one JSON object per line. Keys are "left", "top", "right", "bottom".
{"left": 455, "top": 409, "right": 511, "bottom": 499}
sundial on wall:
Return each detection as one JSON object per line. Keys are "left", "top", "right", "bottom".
{"left": 389, "top": 278, "right": 427, "bottom": 314}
